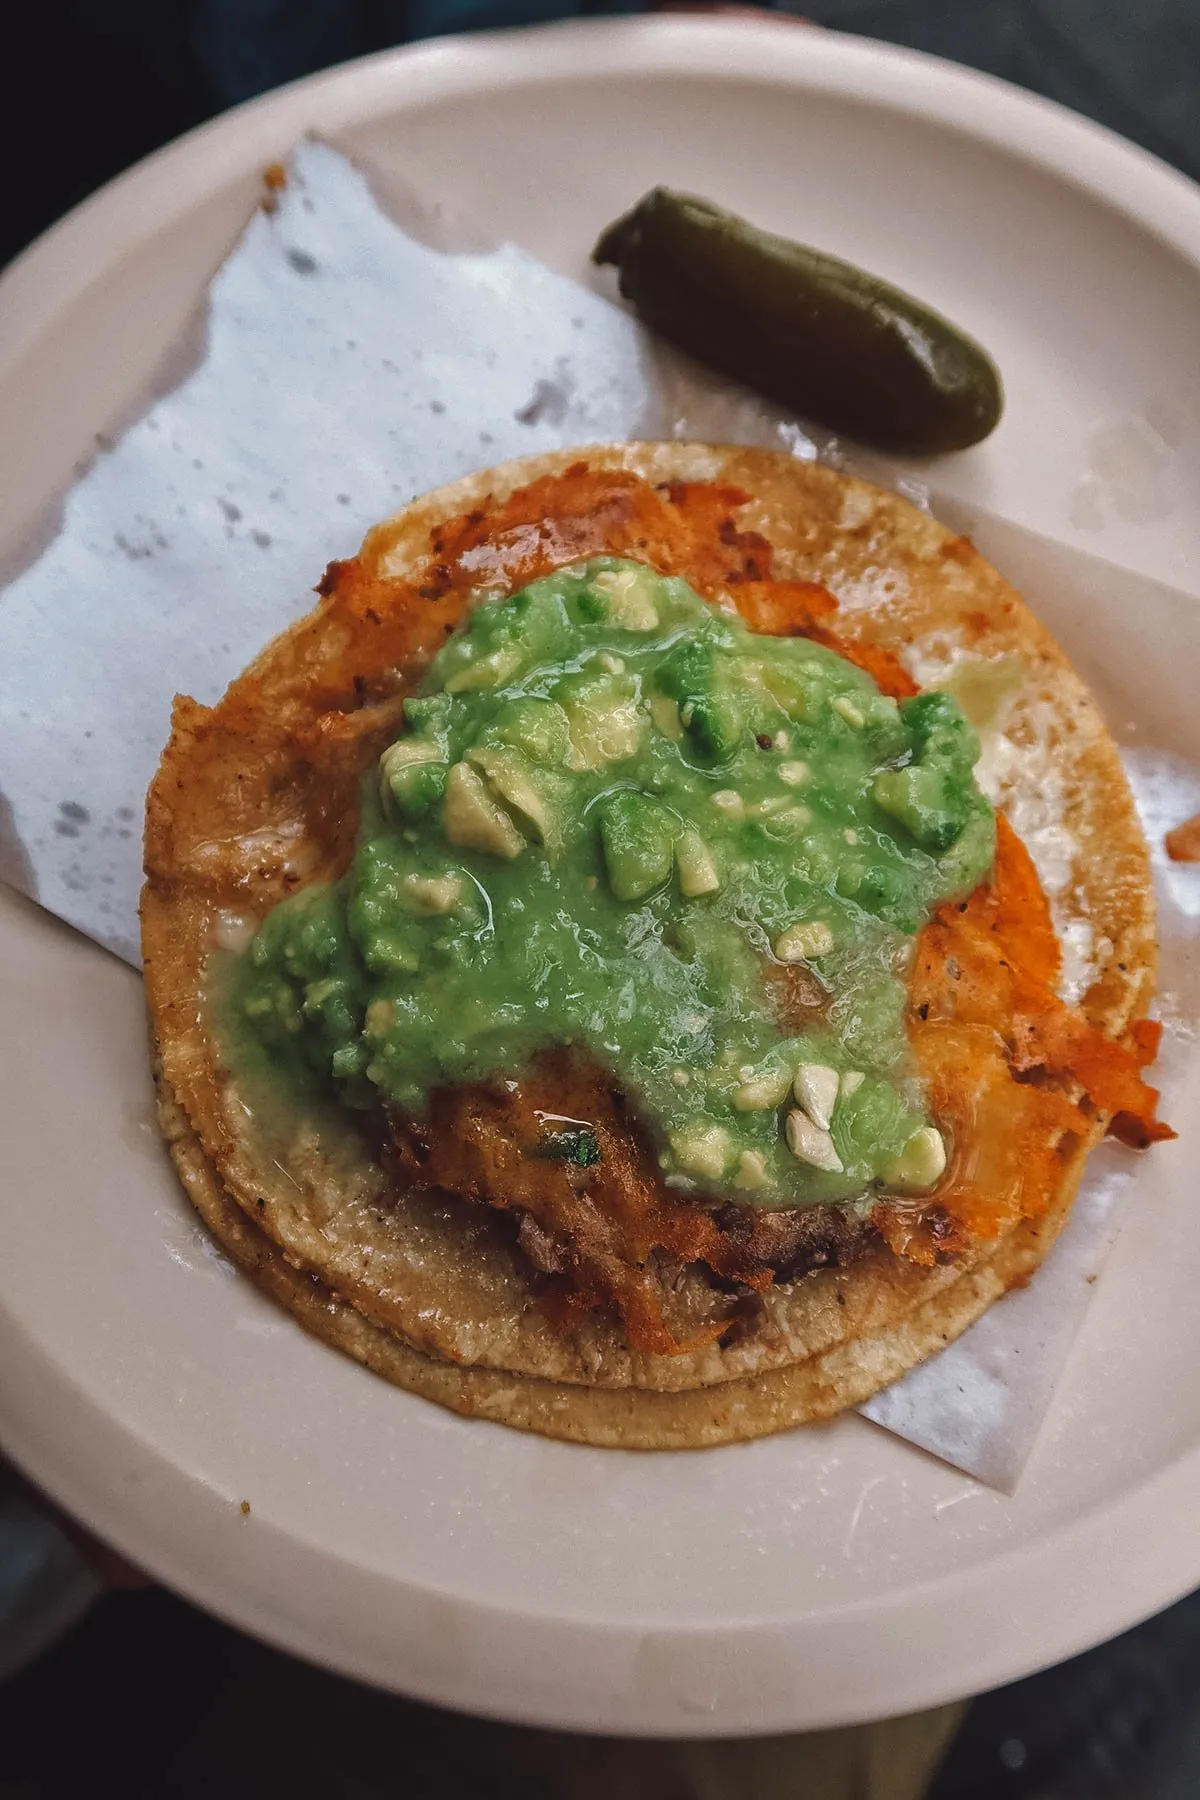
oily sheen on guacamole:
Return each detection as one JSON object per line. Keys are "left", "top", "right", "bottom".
{"left": 234, "top": 559, "right": 994, "bottom": 1209}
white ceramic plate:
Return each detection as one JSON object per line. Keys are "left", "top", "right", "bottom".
{"left": 1, "top": 18, "right": 1199, "bottom": 1736}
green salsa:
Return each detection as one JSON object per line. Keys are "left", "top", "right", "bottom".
{"left": 234, "top": 560, "right": 994, "bottom": 1208}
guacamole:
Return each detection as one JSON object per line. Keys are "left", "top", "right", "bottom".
{"left": 234, "top": 560, "right": 994, "bottom": 1208}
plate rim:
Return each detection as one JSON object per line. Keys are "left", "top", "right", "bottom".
{"left": 2, "top": 16, "right": 1200, "bottom": 1735}
{"left": 6, "top": 16, "right": 1200, "bottom": 359}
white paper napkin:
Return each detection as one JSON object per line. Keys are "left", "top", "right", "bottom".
{"left": 0, "top": 141, "right": 656, "bottom": 959}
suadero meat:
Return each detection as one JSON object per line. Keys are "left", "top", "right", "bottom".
{"left": 387, "top": 1054, "right": 871, "bottom": 1358}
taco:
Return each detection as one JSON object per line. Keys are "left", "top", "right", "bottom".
{"left": 142, "top": 444, "right": 1171, "bottom": 1447}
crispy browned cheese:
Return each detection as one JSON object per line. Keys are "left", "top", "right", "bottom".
{"left": 143, "top": 444, "right": 1170, "bottom": 1445}
{"left": 1166, "top": 812, "right": 1200, "bottom": 863}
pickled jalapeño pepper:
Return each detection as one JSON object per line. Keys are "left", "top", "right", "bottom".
{"left": 593, "top": 189, "right": 1003, "bottom": 457}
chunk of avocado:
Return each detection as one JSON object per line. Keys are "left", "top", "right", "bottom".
{"left": 400, "top": 872, "right": 463, "bottom": 915}
{"left": 859, "top": 692, "right": 908, "bottom": 760}
{"left": 599, "top": 792, "right": 678, "bottom": 901}
{"left": 442, "top": 762, "right": 525, "bottom": 859}
{"left": 830, "top": 1075, "right": 920, "bottom": 1178}
{"left": 873, "top": 764, "right": 968, "bottom": 854}
{"left": 379, "top": 738, "right": 447, "bottom": 822}
{"left": 669, "top": 1121, "right": 732, "bottom": 1181}
{"left": 586, "top": 564, "right": 662, "bottom": 630}
{"left": 905, "top": 690, "right": 982, "bottom": 763}
{"left": 432, "top": 579, "right": 571, "bottom": 692}
{"left": 467, "top": 747, "right": 562, "bottom": 853}
{"left": 444, "top": 646, "right": 524, "bottom": 693}
{"left": 873, "top": 691, "right": 982, "bottom": 854}
{"left": 554, "top": 668, "right": 645, "bottom": 770}
{"left": 402, "top": 694, "right": 454, "bottom": 750}
{"left": 486, "top": 697, "right": 572, "bottom": 765}
{"left": 387, "top": 760, "right": 448, "bottom": 822}
{"left": 655, "top": 636, "right": 744, "bottom": 764}
{"left": 675, "top": 828, "right": 720, "bottom": 897}
{"left": 834, "top": 854, "right": 917, "bottom": 931}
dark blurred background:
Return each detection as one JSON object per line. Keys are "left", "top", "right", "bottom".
{"left": 4, "top": 2, "right": 1200, "bottom": 1795}
{"left": 5, "top": 0, "right": 1200, "bottom": 274}
{"left": 6, "top": 1574, "right": 1200, "bottom": 1797}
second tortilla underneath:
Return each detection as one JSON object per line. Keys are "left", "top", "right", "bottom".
{"left": 157, "top": 1058, "right": 1097, "bottom": 1449}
